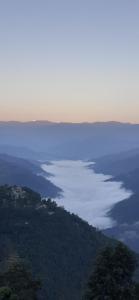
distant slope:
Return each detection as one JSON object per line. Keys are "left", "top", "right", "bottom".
{"left": 0, "top": 185, "right": 113, "bottom": 300}
{"left": 0, "top": 154, "right": 61, "bottom": 197}
{"left": 108, "top": 168, "right": 139, "bottom": 225}
{"left": 92, "top": 150, "right": 139, "bottom": 253}
{"left": 0, "top": 144, "right": 41, "bottom": 160}
{"left": 0, "top": 144, "right": 51, "bottom": 160}
{"left": 90, "top": 150, "right": 139, "bottom": 225}
{"left": 92, "top": 148, "right": 139, "bottom": 176}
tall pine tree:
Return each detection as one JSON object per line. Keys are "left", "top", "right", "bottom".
{"left": 84, "top": 242, "right": 137, "bottom": 300}
{"left": 0, "top": 261, "right": 41, "bottom": 300}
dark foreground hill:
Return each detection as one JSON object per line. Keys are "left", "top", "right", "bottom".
{"left": 0, "top": 154, "right": 61, "bottom": 197}
{"left": 0, "top": 185, "right": 114, "bottom": 300}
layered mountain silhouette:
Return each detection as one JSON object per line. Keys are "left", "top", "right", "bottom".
{"left": 1, "top": 121, "right": 139, "bottom": 160}
{"left": 0, "top": 154, "right": 61, "bottom": 197}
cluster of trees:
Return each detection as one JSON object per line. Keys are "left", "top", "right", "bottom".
{"left": 0, "top": 243, "right": 138, "bottom": 300}
{"left": 0, "top": 185, "right": 41, "bottom": 208}
{"left": 84, "top": 242, "right": 139, "bottom": 300}
{"left": 0, "top": 261, "right": 40, "bottom": 300}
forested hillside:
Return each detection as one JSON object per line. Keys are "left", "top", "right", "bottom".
{"left": 0, "top": 185, "right": 113, "bottom": 300}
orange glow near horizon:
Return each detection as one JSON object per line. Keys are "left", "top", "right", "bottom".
{"left": 0, "top": 1, "right": 139, "bottom": 124}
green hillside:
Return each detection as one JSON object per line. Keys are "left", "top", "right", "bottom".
{"left": 0, "top": 185, "right": 113, "bottom": 300}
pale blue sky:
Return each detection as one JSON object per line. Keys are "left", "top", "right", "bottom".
{"left": 0, "top": 0, "right": 139, "bottom": 122}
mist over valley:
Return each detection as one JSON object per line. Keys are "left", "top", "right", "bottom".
{"left": 42, "top": 160, "right": 132, "bottom": 229}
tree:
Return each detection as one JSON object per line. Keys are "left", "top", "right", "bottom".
{"left": 135, "top": 282, "right": 139, "bottom": 299}
{"left": 0, "top": 262, "right": 41, "bottom": 300}
{"left": 0, "top": 287, "right": 17, "bottom": 300}
{"left": 84, "top": 242, "right": 137, "bottom": 300}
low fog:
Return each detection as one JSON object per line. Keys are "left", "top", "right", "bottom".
{"left": 42, "top": 161, "right": 132, "bottom": 229}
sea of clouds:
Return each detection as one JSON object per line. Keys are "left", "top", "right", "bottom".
{"left": 42, "top": 160, "right": 132, "bottom": 229}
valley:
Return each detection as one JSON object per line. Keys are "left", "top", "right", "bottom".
{"left": 42, "top": 160, "right": 132, "bottom": 229}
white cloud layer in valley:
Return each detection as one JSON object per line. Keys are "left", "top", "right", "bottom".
{"left": 42, "top": 160, "right": 132, "bottom": 229}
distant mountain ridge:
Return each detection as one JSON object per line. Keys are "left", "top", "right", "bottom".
{"left": 1, "top": 120, "right": 128, "bottom": 126}
{"left": 1, "top": 121, "right": 139, "bottom": 160}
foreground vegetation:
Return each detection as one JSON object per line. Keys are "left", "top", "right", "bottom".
{"left": 0, "top": 243, "right": 139, "bottom": 300}
{"left": 0, "top": 185, "right": 111, "bottom": 300}
{"left": 0, "top": 185, "right": 139, "bottom": 299}
{"left": 0, "top": 260, "right": 40, "bottom": 300}
{"left": 84, "top": 243, "right": 139, "bottom": 300}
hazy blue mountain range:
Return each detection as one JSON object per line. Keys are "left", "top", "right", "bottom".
{"left": 1, "top": 121, "right": 139, "bottom": 160}
{"left": 0, "top": 144, "right": 43, "bottom": 160}
{"left": 0, "top": 154, "right": 61, "bottom": 197}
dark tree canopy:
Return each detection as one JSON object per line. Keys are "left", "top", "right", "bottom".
{"left": 0, "top": 287, "right": 17, "bottom": 300}
{"left": 0, "top": 261, "right": 40, "bottom": 300}
{"left": 84, "top": 242, "right": 138, "bottom": 300}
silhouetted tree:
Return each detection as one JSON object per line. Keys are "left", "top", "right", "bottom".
{"left": 0, "top": 262, "right": 41, "bottom": 300}
{"left": 84, "top": 242, "right": 137, "bottom": 300}
{"left": 0, "top": 287, "right": 17, "bottom": 300}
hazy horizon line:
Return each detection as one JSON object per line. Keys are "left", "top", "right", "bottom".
{"left": 0, "top": 120, "right": 138, "bottom": 125}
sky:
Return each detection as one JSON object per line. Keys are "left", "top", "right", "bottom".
{"left": 0, "top": 0, "right": 139, "bottom": 123}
